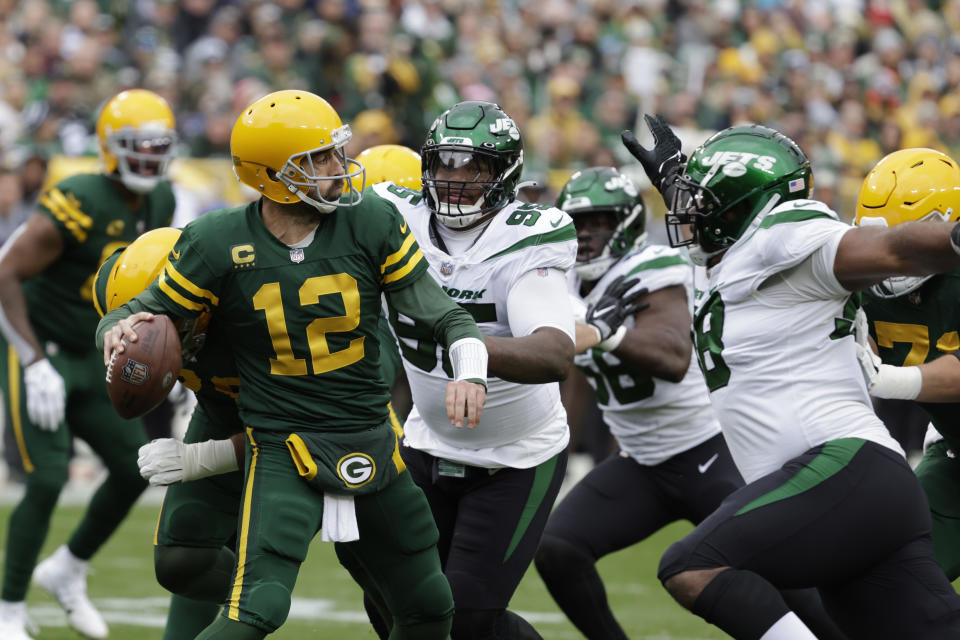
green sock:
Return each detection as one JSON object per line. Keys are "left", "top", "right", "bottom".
{"left": 163, "top": 595, "right": 220, "bottom": 640}
{"left": 194, "top": 615, "right": 266, "bottom": 640}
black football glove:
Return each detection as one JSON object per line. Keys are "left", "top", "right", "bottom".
{"left": 586, "top": 275, "right": 650, "bottom": 342}
{"left": 621, "top": 114, "right": 686, "bottom": 202}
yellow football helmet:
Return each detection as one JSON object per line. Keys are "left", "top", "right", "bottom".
{"left": 231, "top": 90, "right": 365, "bottom": 213}
{"left": 97, "top": 89, "right": 177, "bottom": 194}
{"left": 350, "top": 144, "right": 422, "bottom": 192}
{"left": 97, "top": 227, "right": 209, "bottom": 362}
{"left": 101, "top": 227, "right": 182, "bottom": 314}
{"left": 855, "top": 148, "right": 960, "bottom": 297}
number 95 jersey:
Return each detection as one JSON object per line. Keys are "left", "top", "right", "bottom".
{"left": 375, "top": 182, "right": 577, "bottom": 468}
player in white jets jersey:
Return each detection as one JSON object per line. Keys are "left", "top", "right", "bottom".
{"left": 534, "top": 167, "right": 845, "bottom": 640}
{"left": 624, "top": 115, "right": 960, "bottom": 639}
{"left": 371, "top": 101, "right": 622, "bottom": 640}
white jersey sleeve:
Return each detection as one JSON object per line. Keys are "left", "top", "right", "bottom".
{"left": 715, "top": 200, "right": 851, "bottom": 303}
{"left": 506, "top": 267, "right": 575, "bottom": 341}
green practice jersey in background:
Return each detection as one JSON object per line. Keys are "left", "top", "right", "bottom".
{"left": 26, "top": 173, "right": 174, "bottom": 354}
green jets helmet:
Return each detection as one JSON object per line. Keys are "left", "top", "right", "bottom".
{"left": 557, "top": 167, "right": 647, "bottom": 281}
{"left": 668, "top": 124, "right": 812, "bottom": 265}
{"left": 421, "top": 101, "right": 524, "bottom": 228}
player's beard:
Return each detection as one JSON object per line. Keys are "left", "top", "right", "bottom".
{"left": 288, "top": 177, "right": 345, "bottom": 219}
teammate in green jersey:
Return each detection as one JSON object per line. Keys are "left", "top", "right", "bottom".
{"left": 93, "top": 226, "right": 245, "bottom": 640}
{"left": 0, "top": 89, "right": 177, "bottom": 640}
{"left": 853, "top": 147, "right": 960, "bottom": 579}
{"left": 98, "top": 90, "right": 486, "bottom": 640}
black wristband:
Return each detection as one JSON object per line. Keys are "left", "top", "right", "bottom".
{"left": 951, "top": 223, "right": 960, "bottom": 256}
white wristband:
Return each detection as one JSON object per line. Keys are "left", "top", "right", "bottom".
{"left": 449, "top": 337, "right": 487, "bottom": 383}
{"left": 598, "top": 325, "right": 627, "bottom": 352}
{"left": 181, "top": 439, "right": 239, "bottom": 481}
{"left": 870, "top": 364, "right": 923, "bottom": 400}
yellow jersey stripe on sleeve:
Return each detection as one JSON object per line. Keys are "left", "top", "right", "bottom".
{"left": 40, "top": 190, "right": 92, "bottom": 243}
{"left": 46, "top": 189, "right": 93, "bottom": 228}
{"left": 380, "top": 234, "right": 417, "bottom": 274}
{"left": 382, "top": 249, "right": 423, "bottom": 285}
{"left": 158, "top": 270, "right": 206, "bottom": 312}
{"left": 164, "top": 263, "right": 220, "bottom": 307}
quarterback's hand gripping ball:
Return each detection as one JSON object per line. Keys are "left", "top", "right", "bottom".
{"left": 105, "top": 315, "right": 182, "bottom": 418}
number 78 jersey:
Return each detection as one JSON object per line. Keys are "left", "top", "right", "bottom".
{"left": 375, "top": 182, "right": 577, "bottom": 468}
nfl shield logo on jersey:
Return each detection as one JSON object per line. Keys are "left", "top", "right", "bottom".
{"left": 289, "top": 248, "right": 305, "bottom": 263}
{"left": 440, "top": 261, "right": 454, "bottom": 276}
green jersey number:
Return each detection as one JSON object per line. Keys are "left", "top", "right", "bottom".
{"left": 386, "top": 184, "right": 423, "bottom": 206}
{"left": 505, "top": 203, "right": 548, "bottom": 227}
{"left": 252, "top": 273, "right": 365, "bottom": 376}
{"left": 579, "top": 351, "right": 655, "bottom": 405}
{"left": 693, "top": 291, "right": 731, "bottom": 392}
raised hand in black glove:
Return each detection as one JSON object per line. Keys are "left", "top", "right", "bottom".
{"left": 621, "top": 114, "right": 685, "bottom": 201}
{"left": 586, "top": 275, "right": 649, "bottom": 350}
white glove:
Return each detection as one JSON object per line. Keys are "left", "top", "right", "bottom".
{"left": 24, "top": 358, "right": 65, "bottom": 432}
{"left": 138, "top": 438, "right": 239, "bottom": 486}
{"left": 138, "top": 438, "right": 186, "bottom": 486}
{"left": 854, "top": 308, "right": 922, "bottom": 400}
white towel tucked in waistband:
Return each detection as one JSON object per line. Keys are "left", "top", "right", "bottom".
{"left": 321, "top": 493, "right": 359, "bottom": 542}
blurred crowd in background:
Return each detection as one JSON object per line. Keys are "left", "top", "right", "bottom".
{"left": 1, "top": 0, "right": 960, "bottom": 245}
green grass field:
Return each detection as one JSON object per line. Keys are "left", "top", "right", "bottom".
{"left": 0, "top": 501, "right": 728, "bottom": 639}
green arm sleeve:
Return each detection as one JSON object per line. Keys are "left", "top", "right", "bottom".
{"left": 95, "top": 288, "right": 177, "bottom": 351}
{"left": 385, "top": 274, "right": 483, "bottom": 349}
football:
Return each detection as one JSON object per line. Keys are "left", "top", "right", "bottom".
{"left": 105, "top": 315, "right": 182, "bottom": 419}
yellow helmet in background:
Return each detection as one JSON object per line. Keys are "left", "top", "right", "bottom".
{"left": 97, "top": 89, "right": 177, "bottom": 194}
{"left": 98, "top": 227, "right": 182, "bottom": 316}
{"left": 231, "top": 90, "right": 365, "bottom": 214}
{"left": 855, "top": 148, "right": 960, "bottom": 297}
{"left": 351, "top": 144, "right": 422, "bottom": 192}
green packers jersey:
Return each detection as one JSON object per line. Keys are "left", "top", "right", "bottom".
{"left": 863, "top": 270, "right": 960, "bottom": 450}
{"left": 146, "top": 196, "right": 427, "bottom": 432}
{"left": 25, "top": 173, "right": 174, "bottom": 353}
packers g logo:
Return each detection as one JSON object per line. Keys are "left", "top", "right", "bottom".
{"left": 337, "top": 453, "right": 375, "bottom": 488}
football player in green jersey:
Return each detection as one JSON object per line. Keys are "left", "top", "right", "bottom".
{"left": 852, "top": 148, "right": 960, "bottom": 580}
{"left": 124, "top": 147, "right": 423, "bottom": 640}
{"left": 98, "top": 90, "right": 486, "bottom": 640}
{"left": 93, "top": 226, "right": 245, "bottom": 640}
{"left": 0, "top": 89, "right": 177, "bottom": 640}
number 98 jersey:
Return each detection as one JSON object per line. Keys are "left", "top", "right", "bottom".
{"left": 375, "top": 182, "right": 576, "bottom": 468}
